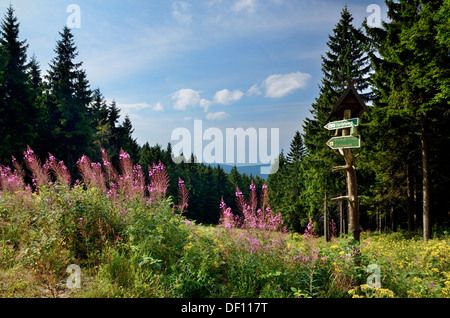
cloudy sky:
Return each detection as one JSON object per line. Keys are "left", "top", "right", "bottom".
{"left": 6, "top": 0, "right": 387, "bottom": 161}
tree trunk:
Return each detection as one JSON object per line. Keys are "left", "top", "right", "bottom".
{"left": 390, "top": 205, "right": 395, "bottom": 232}
{"left": 421, "top": 115, "right": 431, "bottom": 242}
{"left": 377, "top": 207, "right": 381, "bottom": 234}
{"left": 324, "top": 191, "right": 330, "bottom": 242}
{"left": 407, "top": 162, "right": 415, "bottom": 235}
{"left": 343, "top": 110, "right": 360, "bottom": 242}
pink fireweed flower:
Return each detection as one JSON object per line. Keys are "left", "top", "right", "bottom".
{"left": 304, "top": 218, "right": 316, "bottom": 238}
{"left": 77, "top": 155, "right": 87, "bottom": 165}
{"left": 119, "top": 151, "right": 131, "bottom": 160}
{"left": 176, "top": 177, "right": 189, "bottom": 214}
{"left": 147, "top": 161, "right": 170, "bottom": 201}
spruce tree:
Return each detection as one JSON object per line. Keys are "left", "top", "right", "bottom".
{"left": 300, "top": 6, "right": 372, "bottom": 229}
{"left": 0, "top": 5, "right": 36, "bottom": 162}
{"left": 364, "top": 0, "right": 450, "bottom": 240}
{"left": 286, "top": 131, "right": 305, "bottom": 163}
{"left": 119, "top": 115, "right": 140, "bottom": 163}
{"left": 44, "top": 26, "right": 93, "bottom": 169}
{"left": 284, "top": 133, "right": 307, "bottom": 231}
{"left": 321, "top": 6, "right": 371, "bottom": 100}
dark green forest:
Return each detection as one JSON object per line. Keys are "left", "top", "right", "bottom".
{"left": 0, "top": 1, "right": 448, "bottom": 240}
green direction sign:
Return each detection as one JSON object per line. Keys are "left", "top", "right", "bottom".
{"left": 326, "top": 135, "right": 361, "bottom": 149}
{"left": 324, "top": 118, "right": 359, "bottom": 130}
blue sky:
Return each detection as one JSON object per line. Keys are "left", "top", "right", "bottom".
{"left": 6, "top": 0, "right": 387, "bottom": 160}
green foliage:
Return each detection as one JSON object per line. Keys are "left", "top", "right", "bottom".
{"left": 0, "top": 5, "right": 142, "bottom": 175}
{"left": 360, "top": 0, "right": 450, "bottom": 234}
{"left": 0, "top": 5, "right": 37, "bottom": 162}
{"left": 1, "top": 176, "right": 449, "bottom": 298}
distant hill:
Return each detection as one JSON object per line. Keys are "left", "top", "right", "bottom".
{"left": 207, "top": 163, "right": 270, "bottom": 180}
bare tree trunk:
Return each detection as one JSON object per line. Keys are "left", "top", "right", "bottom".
{"left": 377, "top": 207, "right": 381, "bottom": 234}
{"left": 390, "top": 205, "right": 395, "bottom": 232}
{"left": 421, "top": 115, "right": 431, "bottom": 242}
{"left": 407, "top": 162, "right": 415, "bottom": 235}
{"left": 343, "top": 110, "right": 360, "bottom": 242}
{"left": 324, "top": 191, "right": 330, "bottom": 242}
{"left": 414, "top": 171, "right": 420, "bottom": 231}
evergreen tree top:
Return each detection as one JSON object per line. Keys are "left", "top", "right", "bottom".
{"left": 287, "top": 131, "right": 305, "bottom": 163}
{"left": 321, "top": 5, "right": 371, "bottom": 98}
{"left": 0, "top": 4, "right": 28, "bottom": 76}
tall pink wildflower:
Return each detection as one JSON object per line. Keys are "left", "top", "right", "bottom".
{"left": 219, "top": 197, "right": 237, "bottom": 229}
{"left": 0, "top": 163, "right": 25, "bottom": 193}
{"left": 330, "top": 219, "right": 338, "bottom": 238}
{"left": 118, "top": 149, "right": 133, "bottom": 197}
{"left": 148, "top": 161, "right": 170, "bottom": 201}
{"left": 220, "top": 182, "right": 285, "bottom": 232}
{"left": 304, "top": 219, "right": 317, "bottom": 238}
{"left": 45, "top": 153, "right": 71, "bottom": 186}
{"left": 175, "top": 178, "right": 189, "bottom": 214}
{"left": 77, "top": 154, "right": 106, "bottom": 191}
{"left": 131, "top": 164, "right": 146, "bottom": 199}
{"left": 23, "top": 146, "right": 49, "bottom": 189}
{"left": 101, "top": 148, "right": 118, "bottom": 185}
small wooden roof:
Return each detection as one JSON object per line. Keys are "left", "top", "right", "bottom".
{"left": 327, "top": 82, "right": 369, "bottom": 121}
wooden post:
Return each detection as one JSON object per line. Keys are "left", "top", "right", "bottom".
{"left": 342, "top": 109, "right": 360, "bottom": 242}
{"left": 326, "top": 83, "right": 367, "bottom": 243}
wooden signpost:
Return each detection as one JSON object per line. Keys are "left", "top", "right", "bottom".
{"left": 325, "top": 82, "right": 368, "bottom": 242}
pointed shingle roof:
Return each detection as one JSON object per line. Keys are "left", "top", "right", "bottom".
{"left": 327, "top": 82, "right": 369, "bottom": 121}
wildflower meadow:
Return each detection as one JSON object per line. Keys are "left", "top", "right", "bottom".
{"left": 0, "top": 148, "right": 449, "bottom": 299}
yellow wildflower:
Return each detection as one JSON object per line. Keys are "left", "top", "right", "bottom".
{"left": 184, "top": 242, "right": 194, "bottom": 250}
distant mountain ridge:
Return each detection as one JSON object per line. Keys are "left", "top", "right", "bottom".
{"left": 207, "top": 163, "right": 270, "bottom": 179}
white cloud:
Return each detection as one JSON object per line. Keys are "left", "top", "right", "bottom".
{"left": 172, "top": 89, "right": 201, "bottom": 110}
{"left": 172, "top": 1, "right": 193, "bottom": 25}
{"left": 263, "top": 71, "right": 311, "bottom": 98}
{"left": 117, "top": 102, "right": 153, "bottom": 112}
{"left": 246, "top": 84, "right": 262, "bottom": 96}
{"left": 207, "top": 111, "right": 230, "bottom": 121}
{"left": 200, "top": 98, "right": 212, "bottom": 112}
{"left": 153, "top": 102, "right": 164, "bottom": 112}
{"left": 232, "top": 0, "right": 257, "bottom": 14}
{"left": 213, "top": 89, "right": 244, "bottom": 105}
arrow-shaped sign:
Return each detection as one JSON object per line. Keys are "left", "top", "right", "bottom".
{"left": 326, "top": 135, "right": 361, "bottom": 149}
{"left": 324, "top": 118, "right": 359, "bottom": 130}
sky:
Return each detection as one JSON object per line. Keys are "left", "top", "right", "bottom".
{"left": 5, "top": 0, "right": 388, "bottom": 166}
